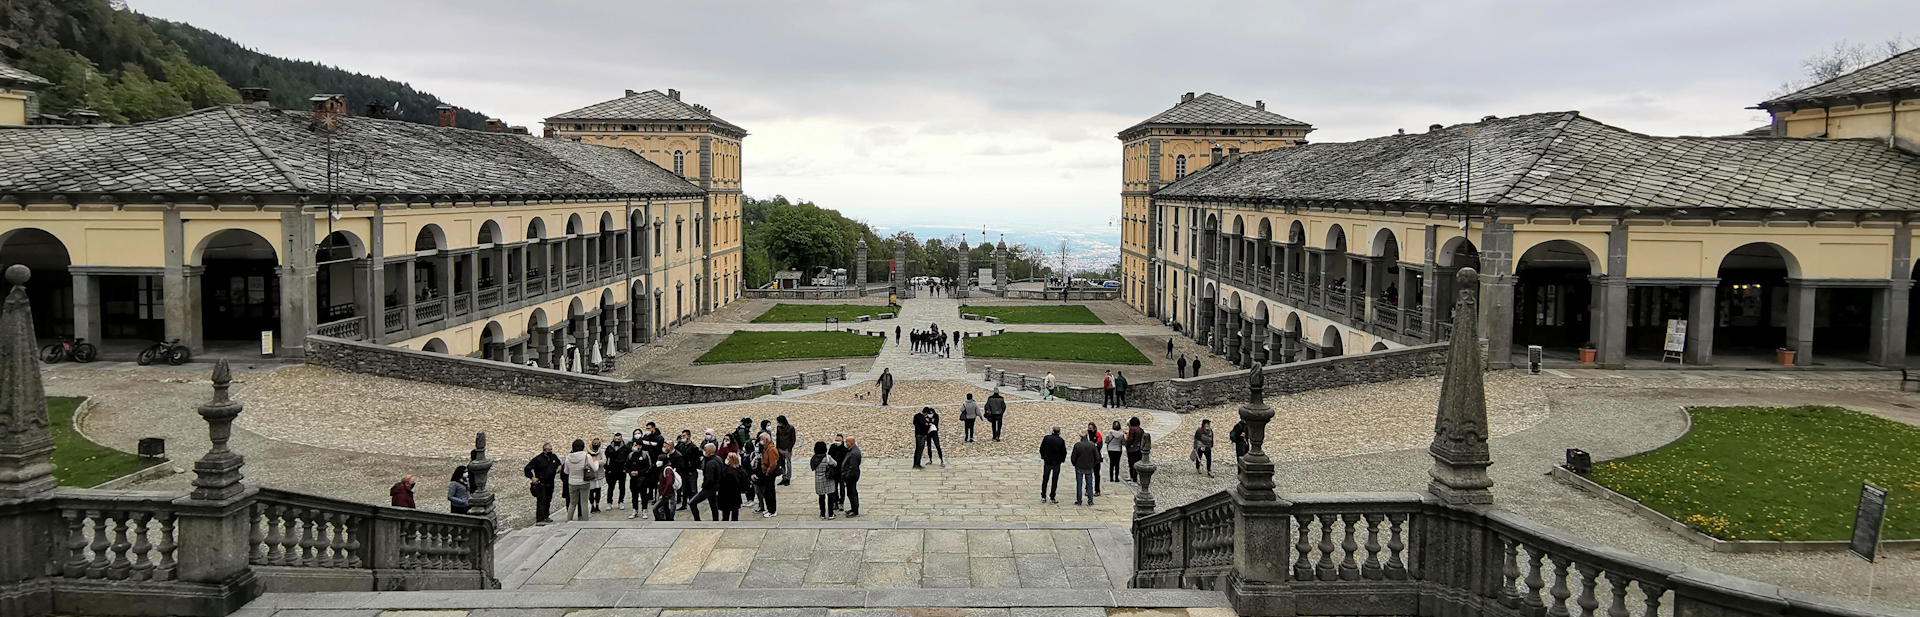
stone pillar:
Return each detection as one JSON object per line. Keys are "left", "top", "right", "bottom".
{"left": 1784, "top": 281, "right": 1816, "bottom": 366}
{"left": 402, "top": 258, "right": 418, "bottom": 330}
{"left": 468, "top": 433, "right": 497, "bottom": 524}
{"left": 1280, "top": 330, "right": 1299, "bottom": 364}
{"left": 893, "top": 241, "right": 909, "bottom": 299}
{"left": 1594, "top": 277, "right": 1628, "bottom": 368}
{"left": 163, "top": 210, "right": 205, "bottom": 352}
{"left": 1361, "top": 256, "right": 1379, "bottom": 324}
{"left": 1422, "top": 226, "right": 1440, "bottom": 340}
{"left": 995, "top": 237, "right": 1009, "bottom": 289}
{"left": 1222, "top": 307, "right": 1242, "bottom": 362}
{"left": 572, "top": 317, "right": 589, "bottom": 371}
{"left": 1251, "top": 318, "right": 1269, "bottom": 365}
{"left": 534, "top": 327, "right": 553, "bottom": 369}
{"left": 1428, "top": 268, "right": 1493, "bottom": 505}
{"left": 1396, "top": 265, "right": 1415, "bottom": 333}
{"left": 1131, "top": 432, "right": 1157, "bottom": 519}
{"left": 1236, "top": 316, "right": 1253, "bottom": 368}
{"left": 172, "top": 360, "right": 260, "bottom": 612}
{"left": 1686, "top": 284, "right": 1716, "bottom": 365}
{"left": 70, "top": 272, "right": 102, "bottom": 345}
{"left": 616, "top": 303, "right": 633, "bottom": 352}
{"left": 352, "top": 260, "right": 376, "bottom": 337}
{"left": 0, "top": 265, "right": 57, "bottom": 499}
{"left": 437, "top": 253, "right": 454, "bottom": 316}
{"left": 855, "top": 239, "right": 869, "bottom": 292}
{"left": 369, "top": 208, "right": 387, "bottom": 342}
{"left": 513, "top": 245, "right": 528, "bottom": 304}
{"left": 1478, "top": 222, "right": 1517, "bottom": 367}
{"left": 955, "top": 238, "right": 971, "bottom": 299}
{"left": 1227, "top": 362, "right": 1290, "bottom": 614}
{"left": 1871, "top": 223, "right": 1911, "bottom": 366}
{"left": 554, "top": 238, "right": 569, "bottom": 290}
{"left": 277, "top": 262, "right": 315, "bottom": 357}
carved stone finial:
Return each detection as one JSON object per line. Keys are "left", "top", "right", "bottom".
{"left": 467, "top": 432, "right": 496, "bottom": 523}
{"left": 1428, "top": 267, "right": 1493, "bottom": 505}
{"left": 1234, "top": 362, "right": 1278, "bottom": 502}
{"left": 1132, "top": 444, "right": 1157, "bottom": 519}
{"left": 0, "top": 265, "right": 57, "bottom": 499}
{"left": 189, "top": 360, "right": 248, "bottom": 502}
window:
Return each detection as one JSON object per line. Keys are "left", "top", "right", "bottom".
{"left": 676, "top": 220, "right": 684, "bottom": 252}
{"left": 1175, "top": 155, "right": 1187, "bottom": 179}
{"left": 654, "top": 224, "right": 662, "bottom": 257}
{"left": 673, "top": 151, "right": 685, "bottom": 177}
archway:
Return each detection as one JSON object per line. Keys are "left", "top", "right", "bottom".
{"left": 1371, "top": 341, "right": 1389, "bottom": 352}
{"left": 1321, "top": 325, "right": 1344, "bottom": 358}
{"left": 196, "top": 229, "right": 279, "bottom": 343}
{"left": 1283, "top": 312, "right": 1303, "bottom": 362}
{"left": 1251, "top": 301, "right": 1271, "bottom": 364}
{"left": 316, "top": 230, "right": 365, "bottom": 328}
{"left": 479, "top": 320, "right": 504, "bottom": 361}
{"left": 1713, "top": 243, "right": 1794, "bottom": 361}
{"left": 1321, "top": 225, "right": 1350, "bottom": 312}
{"left": 1366, "top": 228, "right": 1404, "bottom": 326}
{"left": 1231, "top": 215, "right": 1247, "bottom": 267}
{"left": 0, "top": 228, "right": 73, "bottom": 340}
{"left": 599, "top": 212, "right": 618, "bottom": 268}
{"left": 565, "top": 296, "right": 587, "bottom": 371}
{"left": 1435, "top": 237, "right": 1480, "bottom": 327}
{"left": 422, "top": 338, "right": 448, "bottom": 354}
{"left": 1256, "top": 219, "right": 1274, "bottom": 282}
{"left": 1512, "top": 240, "right": 1597, "bottom": 355}
{"left": 528, "top": 308, "right": 551, "bottom": 368}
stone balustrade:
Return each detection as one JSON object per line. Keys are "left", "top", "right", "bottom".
{"left": 765, "top": 365, "right": 850, "bottom": 392}
{"left": 247, "top": 488, "right": 493, "bottom": 592}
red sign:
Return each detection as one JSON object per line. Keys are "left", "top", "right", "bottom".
{"left": 890, "top": 259, "right": 897, "bottom": 273}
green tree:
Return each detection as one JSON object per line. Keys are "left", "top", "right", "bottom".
{"left": 104, "top": 64, "right": 189, "bottom": 122}
{"left": 15, "top": 46, "right": 110, "bottom": 116}
{"left": 764, "top": 205, "right": 843, "bottom": 274}
{"left": 160, "top": 55, "right": 239, "bottom": 108}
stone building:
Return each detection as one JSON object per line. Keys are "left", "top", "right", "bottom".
{"left": 0, "top": 59, "right": 49, "bottom": 126}
{"left": 544, "top": 89, "right": 746, "bottom": 312}
{"left": 1760, "top": 46, "right": 1920, "bottom": 152}
{"left": 1131, "top": 66, "right": 1920, "bottom": 369}
{"left": 0, "top": 93, "right": 713, "bottom": 364}
{"left": 1117, "top": 92, "right": 1312, "bottom": 316}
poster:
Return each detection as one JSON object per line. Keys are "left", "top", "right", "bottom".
{"left": 1663, "top": 319, "right": 1687, "bottom": 353}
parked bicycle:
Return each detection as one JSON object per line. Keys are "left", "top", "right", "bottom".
{"left": 39, "top": 337, "right": 98, "bottom": 364}
{"left": 136, "top": 339, "right": 192, "bottom": 366}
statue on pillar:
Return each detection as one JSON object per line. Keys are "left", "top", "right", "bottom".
{"left": 1427, "top": 267, "right": 1494, "bottom": 505}
{"left": 0, "top": 265, "right": 57, "bottom": 499}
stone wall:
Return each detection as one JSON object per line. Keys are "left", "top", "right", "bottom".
{"left": 1001, "top": 288, "right": 1120, "bottom": 301}
{"left": 742, "top": 288, "right": 867, "bottom": 300}
{"left": 306, "top": 336, "right": 763, "bottom": 408}
{"left": 1022, "top": 343, "right": 1449, "bottom": 412}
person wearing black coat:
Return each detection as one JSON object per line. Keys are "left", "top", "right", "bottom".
{"left": 923, "top": 408, "right": 945, "bottom": 467}
{"left": 672, "top": 433, "right": 701, "bottom": 510}
{"left": 523, "top": 442, "right": 562, "bottom": 524}
{"left": 714, "top": 453, "right": 746, "bottom": 521}
{"left": 1230, "top": 419, "right": 1250, "bottom": 461}
{"left": 912, "top": 408, "right": 931, "bottom": 469}
{"left": 690, "top": 444, "right": 726, "bottom": 521}
{"left": 1038, "top": 428, "right": 1068, "bottom": 504}
{"left": 1070, "top": 433, "right": 1102, "bottom": 506}
{"left": 984, "top": 389, "right": 1007, "bottom": 441}
{"left": 775, "top": 416, "right": 798, "bottom": 486}
{"left": 841, "top": 437, "right": 864, "bottom": 517}
{"left": 603, "top": 434, "right": 630, "bottom": 511}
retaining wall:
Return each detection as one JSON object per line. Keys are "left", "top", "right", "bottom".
{"left": 990, "top": 343, "right": 1449, "bottom": 412}
{"left": 306, "top": 336, "right": 763, "bottom": 408}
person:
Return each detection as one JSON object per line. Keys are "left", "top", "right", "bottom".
{"left": 895, "top": 325, "right": 902, "bottom": 346}
{"left": 877, "top": 368, "right": 895, "bottom": 406}
{"left": 841, "top": 436, "right": 864, "bottom": 518}
{"left": 586, "top": 437, "right": 606, "bottom": 513}
{"left": 1192, "top": 357, "right": 1202, "bottom": 376}
{"left": 447, "top": 466, "right": 471, "bottom": 514}
{"left": 1230, "top": 419, "right": 1250, "bottom": 461}
{"left": 1038, "top": 427, "right": 1067, "bottom": 504}
{"left": 1177, "top": 354, "right": 1188, "bottom": 378}
{"left": 673, "top": 432, "right": 700, "bottom": 510}
{"left": 604, "top": 433, "right": 629, "bottom": 511}
{"left": 716, "top": 453, "right": 745, "bottom": 521}
{"left": 1042, "top": 371, "right": 1057, "bottom": 401}
{"left": 1071, "top": 431, "right": 1100, "bottom": 506}
{"left": 1192, "top": 419, "right": 1216, "bottom": 477}
{"left": 923, "top": 407, "right": 945, "bottom": 467}
{"left": 1101, "top": 370, "right": 1115, "bottom": 408}
{"left": 959, "top": 393, "right": 981, "bottom": 442}
{"left": 810, "top": 441, "right": 839, "bottom": 519}
{"left": 912, "top": 407, "right": 932, "bottom": 469}
{"left": 1114, "top": 371, "right": 1130, "bottom": 408}
{"left": 984, "top": 389, "right": 1007, "bottom": 441}
{"left": 524, "top": 442, "right": 561, "bottom": 524}
{"left": 1084, "top": 422, "right": 1104, "bottom": 497}
{"left": 1166, "top": 337, "right": 1175, "bottom": 359}
{"left": 757, "top": 434, "right": 781, "bottom": 517}
{"left": 390, "top": 474, "right": 416, "bottom": 509}
{"left": 776, "top": 416, "right": 797, "bottom": 486}
{"left": 1104, "top": 421, "right": 1126, "bottom": 483}
{"left": 627, "top": 430, "right": 652, "bottom": 519}
{"left": 691, "top": 443, "right": 724, "bottom": 521}
{"left": 562, "top": 439, "right": 594, "bottom": 521}
{"left": 1124, "top": 417, "right": 1146, "bottom": 483}
{"left": 653, "top": 462, "right": 678, "bottom": 521}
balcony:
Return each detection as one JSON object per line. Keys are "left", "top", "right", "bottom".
{"left": 415, "top": 299, "right": 446, "bottom": 325}
{"left": 384, "top": 306, "right": 405, "bottom": 334}
{"left": 478, "top": 286, "right": 501, "bottom": 308}
{"left": 315, "top": 316, "right": 366, "bottom": 341}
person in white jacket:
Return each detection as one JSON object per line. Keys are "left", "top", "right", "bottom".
{"left": 1042, "top": 371, "right": 1057, "bottom": 400}
{"left": 561, "top": 439, "right": 598, "bottom": 521}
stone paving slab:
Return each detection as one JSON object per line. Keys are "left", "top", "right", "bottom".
{"left": 242, "top": 588, "right": 1234, "bottom": 614}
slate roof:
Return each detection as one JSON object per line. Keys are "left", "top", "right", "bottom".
{"left": 0, "top": 59, "right": 50, "bottom": 88}
{"left": 0, "top": 105, "right": 705, "bottom": 199}
{"left": 1122, "top": 93, "right": 1310, "bottom": 135}
{"left": 1763, "top": 47, "right": 1920, "bottom": 109}
{"left": 1155, "top": 111, "right": 1920, "bottom": 212}
{"left": 544, "top": 89, "right": 745, "bottom": 134}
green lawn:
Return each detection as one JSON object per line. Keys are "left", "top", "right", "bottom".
{"left": 695, "top": 331, "right": 884, "bottom": 364}
{"left": 1587, "top": 406, "right": 1918, "bottom": 541}
{"left": 751, "top": 304, "right": 888, "bottom": 323}
{"left": 964, "top": 332, "right": 1151, "bottom": 364}
{"left": 960, "top": 305, "right": 1104, "bottom": 324}
{"left": 49, "top": 396, "right": 156, "bottom": 488}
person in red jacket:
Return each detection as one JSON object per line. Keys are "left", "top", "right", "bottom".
{"left": 390, "top": 474, "right": 416, "bottom": 508}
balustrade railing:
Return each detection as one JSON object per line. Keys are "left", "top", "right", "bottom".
{"left": 1437, "top": 321, "right": 1454, "bottom": 342}
{"left": 453, "top": 294, "right": 471, "bottom": 316}
{"left": 384, "top": 306, "right": 405, "bottom": 334}
{"left": 478, "top": 287, "right": 500, "bottom": 308}
{"left": 565, "top": 266, "right": 582, "bottom": 286}
{"left": 53, "top": 491, "right": 184, "bottom": 584}
{"left": 415, "top": 299, "right": 446, "bottom": 324}
{"left": 1405, "top": 307, "right": 1425, "bottom": 336}
{"left": 1373, "top": 301, "right": 1400, "bottom": 333}
{"left": 315, "top": 316, "right": 366, "bottom": 341}
{"left": 527, "top": 277, "right": 546, "bottom": 297}
{"left": 1326, "top": 289, "right": 1349, "bottom": 316}
{"left": 506, "top": 285, "right": 521, "bottom": 303}
{"left": 249, "top": 488, "right": 490, "bottom": 578}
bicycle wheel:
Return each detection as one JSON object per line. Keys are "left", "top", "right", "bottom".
{"left": 166, "top": 346, "right": 192, "bottom": 365}
{"left": 73, "top": 343, "right": 98, "bottom": 363}
{"left": 40, "top": 344, "right": 64, "bottom": 364}
{"left": 137, "top": 346, "right": 158, "bottom": 366}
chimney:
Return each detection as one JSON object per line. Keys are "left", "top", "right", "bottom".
{"left": 238, "top": 87, "right": 271, "bottom": 107}
{"left": 1181, "top": 92, "right": 1195, "bottom": 103}
{"left": 625, "top": 89, "right": 637, "bottom": 97}
{"left": 542, "top": 126, "right": 555, "bottom": 139}
{"left": 1428, "top": 123, "right": 1444, "bottom": 133}
{"left": 1481, "top": 115, "right": 1498, "bottom": 122}
{"left": 1397, "top": 128, "right": 1406, "bottom": 135}
{"left": 1209, "top": 146, "right": 1224, "bottom": 166}
{"left": 437, "top": 105, "right": 457, "bottom": 127}
{"left": 309, "top": 94, "right": 345, "bottom": 132}
{"left": 1227, "top": 147, "right": 1242, "bottom": 164}
{"left": 364, "top": 101, "right": 386, "bottom": 119}
{"left": 510, "top": 126, "right": 530, "bottom": 135}
{"left": 484, "top": 118, "right": 504, "bottom": 133}
{"left": 668, "top": 89, "right": 681, "bottom": 100}
{"left": 1255, "top": 100, "right": 1265, "bottom": 111}
{"left": 67, "top": 109, "right": 101, "bottom": 125}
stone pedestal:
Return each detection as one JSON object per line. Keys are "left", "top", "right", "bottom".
{"left": 855, "top": 240, "right": 869, "bottom": 293}
{"left": 1429, "top": 268, "right": 1494, "bottom": 505}
{"left": 0, "top": 265, "right": 56, "bottom": 499}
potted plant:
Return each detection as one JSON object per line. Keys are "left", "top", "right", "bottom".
{"left": 1776, "top": 347, "right": 1796, "bottom": 366}
{"left": 1578, "top": 342, "right": 1597, "bottom": 365}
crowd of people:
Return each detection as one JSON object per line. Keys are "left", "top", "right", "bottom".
{"left": 897, "top": 323, "right": 962, "bottom": 357}
{"left": 513, "top": 416, "right": 815, "bottom": 523}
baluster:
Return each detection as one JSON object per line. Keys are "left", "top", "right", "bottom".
{"left": 434, "top": 525, "right": 450, "bottom": 569}
{"left": 260, "top": 505, "right": 280, "bottom": 565}
{"left": 300, "top": 510, "right": 318, "bottom": 567}
{"left": 1338, "top": 513, "right": 1362, "bottom": 580}
{"left": 1638, "top": 582, "right": 1666, "bottom": 617}
{"left": 1315, "top": 513, "right": 1337, "bottom": 581}
{"left": 154, "top": 511, "right": 177, "bottom": 581}
{"left": 1385, "top": 513, "right": 1407, "bottom": 580}
{"left": 1524, "top": 547, "right": 1548, "bottom": 615}
{"left": 278, "top": 506, "right": 301, "bottom": 566}
{"left": 1292, "top": 513, "right": 1314, "bottom": 581}
{"left": 1500, "top": 536, "right": 1522, "bottom": 608}
{"left": 1361, "top": 513, "right": 1384, "bottom": 580}
{"left": 109, "top": 511, "right": 133, "bottom": 580}
{"left": 1546, "top": 555, "right": 1573, "bottom": 617}
{"left": 343, "top": 515, "right": 364, "bottom": 568}
{"left": 87, "top": 510, "right": 110, "bottom": 579}
{"left": 130, "top": 511, "right": 154, "bottom": 581}
{"left": 1575, "top": 562, "right": 1601, "bottom": 617}
{"left": 63, "top": 509, "right": 88, "bottom": 578}
{"left": 249, "top": 503, "right": 267, "bottom": 564}
{"left": 398, "top": 522, "right": 415, "bottom": 569}
{"left": 1605, "top": 572, "right": 1630, "bottom": 617}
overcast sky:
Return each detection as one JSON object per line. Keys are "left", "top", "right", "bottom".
{"left": 134, "top": 0, "right": 1916, "bottom": 235}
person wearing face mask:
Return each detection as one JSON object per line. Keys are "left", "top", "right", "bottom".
{"left": 605, "top": 433, "right": 630, "bottom": 511}
{"left": 524, "top": 442, "right": 561, "bottom": 524}
{"left": 586, "top": 438, "right": 606, "bottom": 513}
{"left": 627, "top": 429, "right": 653, "bottom": 519}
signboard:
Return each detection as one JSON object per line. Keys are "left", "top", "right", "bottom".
{"left": 978, "top": 268, "right": 993, "bottom": 285}
{"left": 1663, "top": 319, "right": 1687, "bottom": 353}
{"left": 890, "top": 259, "right": 897, "bottom": 274}
{"left": 1850, "top": 482, "right": 1889, "bottom": 563}
{"left": 261, "top": 331, "right": 275, "bottom": 356}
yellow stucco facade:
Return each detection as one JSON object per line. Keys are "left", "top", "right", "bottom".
{"left": 1773, "top": 99, "right": 1920, "bottom": 151}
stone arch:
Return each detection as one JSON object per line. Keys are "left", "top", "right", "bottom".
{"left": 195, "top": 228, "right": 281, "bottom": 343}
{"left": 1709, "top": 242, "right": 1802, "bottom": 280}
{"left": 1227, "top": 291, "right": 1242, "bottom": 312}
{"left": 1713, "top": 242, "right": 1800, "bottom": 360}
{"left": 1287, "top": 220, "right": 1306, "bottom": 244}
{"left": 599, "top": 211, "right": 616, "bottom": 234}
{"left": 1285, "top": 312, "right": 1302, "bottom": 335}
{"left": 422, "top": 337, "right": 449, "bottom": 354}
{"left": 1371, "top": 341, "right": 1389, "bottom": 352}
{"left": 528, "top": 307, "right": 549, "bottom": 330}
{"left": 1203, "top": 282, "right": 1217, "bottom": 301}
{"left": 1369, "top": 227, "right": 1399, "bottom": 258}
{"left": 192, "top": 228, "right": 278, "bottom": 267}
{"left": 1438, "top": 236, "right": 1478, "bottom": 268}
{"left": 413, "top": 224, "right": 446, "bottom": 252}
{"left": 316, "top": 230, "right": 366, "bottom": 324}
{"left": 0, "top": 227, "right": 73, "bottom": 339}
{"left": 479, "top": 320, "right": 505, "bottom": 359}
{"left": 477, "top": 220, "right": 503, "bottom": 246}
{"left": 1257, "top": 218, "right": 1273, "bottom": 242}
{"left": 526, "top": 218, "right": 547, "bottom": 241}
{"left": 1512, "top": 239, "right": 1600, "bottom": 352}
{"left": 318, "top": 230, "right": 366, "bottom": 260}
{"left": 1231, "top": 215, "right": 1245, "bottom": 236}
{"left": 1324, "top": 224, "right": 1347, "bottom": 253}
{"left": 1321, "top": 326, "right": 1344, "bottom": 357}
{"left": 565, "top": 213, "right": 584, "bottom": 236}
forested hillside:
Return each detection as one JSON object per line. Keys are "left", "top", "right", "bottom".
{"left": 742, "top": 195, "right": 1052, "bottom": 288}
{"left": 0, "top": 0, "right": 489, "bottom": 127}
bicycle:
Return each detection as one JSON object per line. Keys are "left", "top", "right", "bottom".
{"left": 39, "top": 337, "right": 98, "bottom": 364}
{"left": 136, "top": 339, "right": 192, "bottom": 366}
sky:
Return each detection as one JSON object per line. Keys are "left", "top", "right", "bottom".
{"left": 131, "top": 0, "right": 1917, "bottom": 268}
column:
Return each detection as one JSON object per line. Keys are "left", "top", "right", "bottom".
{"left": 1870, "top": 223, "right": 1910, "bottom": 366}
{"left": 436, "top": 253, "right": 453, "bottom": 318}
{"left": 352, "top": 260, "right": 375, "bottom": 340}
{"left": 1686, "top": 284, "right": 1715, "bottom": 365}
{"left": 1422, "top": 226, "right": 1440, "bottom": 340}
{"left": 1397, "top": 266, "right": 1415, "bottom": 333}
{"left": 533, "top": 327, "right": 552, "bottom": 368}
{"left": 1211, "top": 305, "right": 1228, "bottom": 354}
{"left": 70, "top": 272, "right": 101, "bottom": 345}
{"left": 1344, "top": 255, "right": 1360, "bottom": 319}
{"left": 1592, "top": 277, "right": 1628, "bottom": 367}
{"left": 1251, "top": 318, "right": 1269, "bottom": 365}
{"left": 401, "top": 258, "right": 418, "bottom": 330}
{"left": 554, "top": 238, "right": 568, "bottom": 291}
{"left": 461, "top": 250, "right": 478, "bottom": 315}
{"left": 1784, "top": 281, "right": 1815, "bottom": 366}
{"left": 572, "top": 317, "right": 589, "bottom": 371}
{"left": 1281, "top": 330, "right": 1299, "bottom": 364}
{"left": 1478, "top": 222, "right": 1517, "bottom": 367}
{"left": 1222, "top": 307, "right": 1242, "bottom": 362}
{"left": 1238, "top": 316, "right": 1253, "bottom": 368}
{"left": 494, "top": 244, "right": 510, "bottom": 306}
{"left": 162, "top": 210, "right": 204, "bottom": 352}
{"left": 616, "top": 303, "right": 632, "bottom": 352}
{"left": 369, "top": 208, "right": 388, "bottom": 342}
{"left": 1361, "top": 256, "right": 1379, "bottom": 324}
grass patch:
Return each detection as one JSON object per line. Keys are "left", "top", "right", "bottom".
{"left": 1587, "top": 406, "right": 1919, "bottom": 541}
{"left": 695, "top": 331, "right": 883, "bottom": 364}
{"left": 960, "top": 305, "right": 1103, "bottom": 324}
{"left": 965, "top": 332, "right": 1151, "bottom": 364}
{"left": 751, "top": 304, "right": 887, "bottom": 323}
{"left": 49, "top": 396, "right": 155, "bottom": 488}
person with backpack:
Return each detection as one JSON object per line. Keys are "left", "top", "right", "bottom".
{"left": 1124, "top": 417, "right": 1146, "bottom": 483}
{"left": 811, "top": 441, "right": 839, "bottom": 520}
{"left": 1230, "top": 419, "right": 1250, "bottom": 462}
{"left": 1114, "top": 372, "right": 1130, "bottom": 408}
{"left": 562, "top": 439, "right": 595, "bottom": 521}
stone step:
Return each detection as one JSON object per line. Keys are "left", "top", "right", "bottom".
{"left": 496, "top": 525, "right": 584, "bottom": 590}
{"left": 236, "top": 587, "right": 1233, "bottom": 616}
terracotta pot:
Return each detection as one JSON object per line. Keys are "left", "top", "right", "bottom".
{"left": 1578, "top": 348, "right": 1597, "bottom": 365}
{"left": 1776, "top": 349, "right": 1796, "bottom": 366}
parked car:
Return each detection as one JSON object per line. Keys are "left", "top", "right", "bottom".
{"left": 1101, "top": 280, "right": 1120, "bottom": 288}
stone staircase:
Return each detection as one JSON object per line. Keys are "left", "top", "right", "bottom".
{"left": 235, "top": 520, "right": 1233, "bottom": 616}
